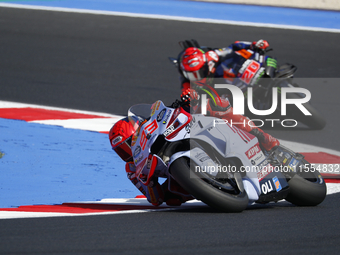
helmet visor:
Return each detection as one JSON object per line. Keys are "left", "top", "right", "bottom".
{"left": 113, "top": 136, "right": 132, "bottom": 162}
{"left": 183, "top": 67, "right": 208, "bottom": 81}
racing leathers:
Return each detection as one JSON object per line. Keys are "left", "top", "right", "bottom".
{"left": 125, "top": 161, "right": 193, "bottom": 207}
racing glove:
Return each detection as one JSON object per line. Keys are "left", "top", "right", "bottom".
{"left": 252, "top": 39, "right": 269, "bottom": 50}
{"left": 181, "top": 88, "right": 200, "bottom": 105}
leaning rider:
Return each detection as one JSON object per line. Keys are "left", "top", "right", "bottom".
{"left": 109, "top": 116, "right": 193, "bottom": 207}
{"left": 177, "top": 39, "right": 280, "bottom": 152}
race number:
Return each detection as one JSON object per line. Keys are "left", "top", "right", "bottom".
{"left": 140, "top": 119, "right": 158, "bottom": 150}
{"left": 240, "top": 60, "right": 261, "bottom": 85}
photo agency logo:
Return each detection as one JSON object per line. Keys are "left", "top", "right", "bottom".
{"left": 199, "top": 84, "right": 312, "bottom": 128}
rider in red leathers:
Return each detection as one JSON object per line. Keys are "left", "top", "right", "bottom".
{"left": 109, "top": 116, "right": 192, "bottom": 207}
{"left": 177, "top": 39, "right": 280, "bottom": 152}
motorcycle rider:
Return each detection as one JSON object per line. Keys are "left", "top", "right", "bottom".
{"left": 177, "top": 39, "right": 280, "bottom": 152}
{"left": 109, "top": 116, "right": 192, "bottom": 207}
{"left": 108, "top": 40, "right": 279, "bottom": 207}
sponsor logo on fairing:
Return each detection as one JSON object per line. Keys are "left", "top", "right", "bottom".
{"left": 272, "top": 176, "right": 282, "bottom": 192}
{"left": 162, "top": 110, "right": 171, "bottom": 124}
{"left": 157, "top": 108, "right": 166, "bottom": 122}
{"left": 288, "top": 158, "right": 300, "bottom": 171}
{"left": 257, "top": 164, "right": 272, "bottom": 181}
{"left": 133, "top": 146, "right": 142, "bottom": 158}
{"left": 245, "top": 144, "right": 261, "bottom": 159}
{"left": 134, "top": 155, "right": 144, "bottom": 166}
{"left": 151, "top": 101, "right": 161, "bottom": 116}
{"left": 261, "top": 180, "right": 274, "bottom": 194}
{"left": 185, "top": 119, "right": 194, "bottom": 133}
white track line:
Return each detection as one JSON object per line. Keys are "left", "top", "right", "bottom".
{"left": 0, "top": 3, "right": 339, "bottom": 33}
{"left": 0, "top": 100, "right": 120, "bottom": 117}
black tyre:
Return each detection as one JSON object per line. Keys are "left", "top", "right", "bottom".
{"left": 170, "top": 157, "right": 249, "bottom": 213}
{"left": 285, "top": 161, "right": 327, "bottom": 206}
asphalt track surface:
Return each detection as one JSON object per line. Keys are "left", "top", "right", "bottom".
{"left": 1, "top": 7, "right": 340, "bottom": 255}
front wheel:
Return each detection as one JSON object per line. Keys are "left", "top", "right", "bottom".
{"left": 169, "top": 157, "right": 249, "bottom": 213}
{"left": 285, "top": 160, "right": 327, "bottom": 206}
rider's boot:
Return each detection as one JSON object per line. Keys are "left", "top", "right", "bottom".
{"left": 249, "top": 128, "right": 280, "bottom": 152}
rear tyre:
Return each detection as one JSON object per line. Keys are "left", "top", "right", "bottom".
{"left": 170, "top": 157, "right": 249, "bottom": 213}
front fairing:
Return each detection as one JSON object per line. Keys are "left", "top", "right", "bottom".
{"left": 129, "top": 100, "right": 191, "bottom": 184}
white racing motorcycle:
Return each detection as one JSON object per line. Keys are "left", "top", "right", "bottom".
{"left": 128, "top": 99, "right": 327, "bottom": 212}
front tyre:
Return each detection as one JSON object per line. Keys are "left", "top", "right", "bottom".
{"left": 170, "top": 157, "right": 249, "bottom": 213}
{"left": 285, "top": 162, "right": 326, "bottom": 206}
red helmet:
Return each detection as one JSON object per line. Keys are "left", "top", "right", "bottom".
{"left": 109, "top": 116, "right": 141, "bottom": 162}
{"left": 179, "top": 47, "right": 208, "bottom": 81}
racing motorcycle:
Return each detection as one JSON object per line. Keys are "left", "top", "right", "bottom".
{"left": 169, "top": 40, "right": 326, "bottom": 130}
{"left": 128, "top": 99, "right": 327, "bottom": 212}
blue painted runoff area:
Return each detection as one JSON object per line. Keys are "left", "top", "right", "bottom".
{"left": 0, "top": 118, "right": 137, "bottom": 208}
{"left": 0, "top": 0, "right": 339, "bottom": 30}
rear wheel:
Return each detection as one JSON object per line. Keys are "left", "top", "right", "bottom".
{"left": 170, "top": 157, "right": 249, "bottom": 213}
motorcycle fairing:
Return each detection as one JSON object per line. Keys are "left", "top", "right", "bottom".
{"left": 168, "top": 149, "right": 260, "bottom": 202}
{"left": 130, "top": 100, "right": 289, "bottom": 203}
{"left": 131, "top": 101, "right": 191, "bottom": 184}
{"left": 167, "top": 113, "right": 263, "bottom": 201}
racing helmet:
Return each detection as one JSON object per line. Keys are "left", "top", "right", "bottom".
{"left": 179, "top": 47, "right": 208, "bottom": 81}
{"left": 109, "top": 116, "right": 141, "bottom": 162}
